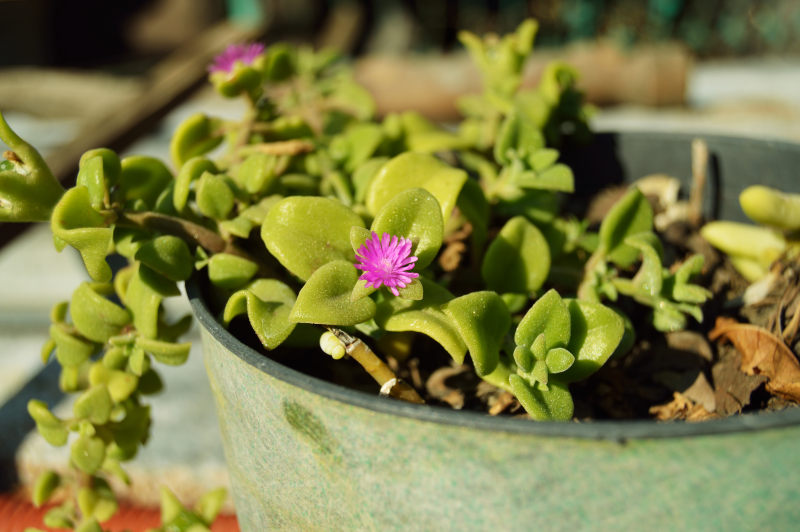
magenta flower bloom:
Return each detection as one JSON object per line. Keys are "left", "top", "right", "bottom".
{"left": 208, "top": 43, "right": 266, "bottom": 74}
{"left": 354, "top": 232, "right": 419, "bottom": 296}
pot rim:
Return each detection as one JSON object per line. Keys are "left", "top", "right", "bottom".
{"left": 188, "top": 130, "right": 800, "bottom": 440}
{"left": 187, "top": 276, "right": 800, "bottom": 441}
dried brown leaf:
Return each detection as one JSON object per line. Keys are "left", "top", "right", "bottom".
{"left": 649, "top": 392, "right": 717, "bottom": 421}
{"left": 709, "top": 316, "right": 800, "bottom": 402}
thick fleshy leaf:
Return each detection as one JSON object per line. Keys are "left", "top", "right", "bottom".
{"left": 76, "top": 154, "right": 110, "bottom": 210}
{"left": 169, "top": 113, "right": 224, "bottom": 168}
{"left": 50, "top": 324, "right": 96, "bottom": 366}
{"left": 508, "top": 375, "right": 573, "bottom": 421}
{"left": 482, "top": 216, "right": 550, "bottom": 294}
{"left": 51, "top": 187, "right": 114, "bottom": 282}
{"left": 71, "top": 435, "right": 106, "bottom": 474}
{"left": 174, "top": 157, "right": 217, "bottom": 212}
{"left": 116, "top": 156, "right": 173, "bottom": 208}
{"left": 375, "top": 278, "right": 466, "bottom": 362}
{"left": 135, "top": 337, "right": 191, "bottom": 366}
{"left": 71, "top": 283, "right": 131, "bottom": 343}
{"left": 135, "top": 236, "right": 193, "bottom": 282}
{"left": 456, "top": 178, "right": 489, "bottom": 250}
{"left": 290, "top": 261, "right": 376, "bottom": 325}
{"left": 208, "top": 253, "right": 259, "bottom": 290}
{"left": 262, "top": 196, "right": 365, "bottom": 281}
{"left": 28, "top": 400, "right": 68, "bottom": 446}
{"left": 73, "top": 385, "right": 113, "bottom": 425}
{"left": 224, "top": 279, "right": 297, "bottom": 349}
{"left": 625, "top": 233, "right": 663, "bottom": 297}
{"left": 352, "top": 157, "right": 389, "bottom": 204}
{"left": 123, "top": 264, "right": 179, "bottom": 339}
{"left": 443, "top": 291, "right": 510, "bottom": 374}
{"left": 365, "top": 152, "right": 467, "bottom": 222}
{"left": 514, "top": 164, "right": 574, "bottom": 192}
{"left": 334, "top": 123, "right": 384, "bottom": 172}
{"left": 514, "top": 289, "right": 570, "bottom": 352}
{"left": 33, "top": 470, "right": 61, "bottom": 508}
{"left": 0, "top": 111, "right": 64, "bottom": 222}
{"left": 369, "top": 188, "right": 443, "bottom": 269}
{"left": 560, "top": 299, "right": 625, "bottom": 382}
{"left": 238, "top": 153, "right": 284, "bottom": 194}
{"left": 494, "top": 111, "right": 545, "bottom": 165}
{"left": 598, "top": 187, "right": 654, "bottom": 267}
{"left": 88, "top": 363, "right": 138, "bottom": 402}
{"left": 196, "top": 172, "right": 235, "bottom": 220}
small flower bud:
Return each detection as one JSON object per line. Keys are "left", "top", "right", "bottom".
{"left": 319, "top": 331, "right": 346, "bottom": 360}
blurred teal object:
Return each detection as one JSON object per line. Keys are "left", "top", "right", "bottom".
{"left": 226, "top": 0, "right": 265, "bottom": 26}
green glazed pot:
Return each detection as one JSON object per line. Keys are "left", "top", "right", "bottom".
{"left": 188, "top": 132, "right": 800, "bottom": 531}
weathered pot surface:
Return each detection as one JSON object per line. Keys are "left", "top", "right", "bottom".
{"left": 189, "top": 132, "right": 800, "bottom": 531}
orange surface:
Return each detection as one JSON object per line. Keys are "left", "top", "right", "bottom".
{"left": 0, "top": 491, "right": 240, "bottom": 532}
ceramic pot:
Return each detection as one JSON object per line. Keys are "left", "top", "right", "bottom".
{"left": 188, "top": 132, "right": 800, "bottom": 531}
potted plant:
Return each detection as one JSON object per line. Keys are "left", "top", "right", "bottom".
{"left": 2, "top": 20, "right": 799, "bottom": 531}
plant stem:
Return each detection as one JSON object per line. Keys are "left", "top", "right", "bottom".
{"left": 689, "top": 138, "right": 708, "bottom": 227}
{"left": 328, "top": 328, "right": 425, "bottom": 404}
{"left": 239, "top": 139, "right": 314, "bottom": 156}
{"left": 480, "top": 360, "right": 514, "bottom": 393}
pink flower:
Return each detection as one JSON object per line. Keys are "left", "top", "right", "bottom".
{"left": 208, "top": 43, "right": 266, "bottom": 74}
{"left": 354, "top": 232, "right": 419, "bottom": 296}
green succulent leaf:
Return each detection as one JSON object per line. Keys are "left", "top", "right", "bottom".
{"left": 560, "top": 299, "right": 624, "bottom": 382}
{"left": 262, "top": 196, "right": 364, "bottom": 281}
{"left": 196, "top": 172, "right": 235, "bottom": 220}
{"left": 135, "top": 337, "right": 191, "bottom": 366}
{"left": 116, "top": 156, "right": 173, "bottom": 208}
{"left": 207, "top": 253, "right": 259, "bottom": 290}
{"left": 365, "top": 152, "right": 467, "bottom": 222}
{"left": 33, "top": 470, "right": 61, "bottom": 507}
{"left": 514, "top": 289, "right": 571, "bottom": 353}
{"left": 290, "top": 261, "right": 376, "bottom": 325}
{"left": 0, "top": 111, "right": 64, "bottom": 222}
{"left": 76, "top": 153, "right": 112, "bottom": 210}
{"left": 49, "top": 324, "right": 96, "bottom": 366}
{"left": 51, "top": 187, "right": 114, "bottom": 282}
{"left": 89, "top": 363, "right": 138, "bottom": 402}
{"left": 224, "top": 279, "right": 297, "bottom": 349}
{"left": 195, "top": 488, "right": 228, "bottom": 525}
{"left": 238, "top": 153, "right": 284, "bottom": 195}
{"left": 73, "top": 385, "right": 113, "bottom": 425}
{"left": 71, "top": 435, "right": 106, "bottom": 475}
{"left": 368, "top": 188, "right": 444, "bottom": 269}
{"left": 352, "top": 157, "right": 389, "bottom": 204}
{"left": 625, "top": 232, "right": 663, "bottom": 297}
{"left": 442, "top": 291, "right": 510, "bottom": 374}
{"left": 482, "top": 216, "right": 551, "bottom": 294}
{"left": 598, "top": 187, "right": 654, "bottom": 267}
{"left": 135, "top": 235, "right": 194, "bottom": 282}
{"left": 77, "top": 479, "right": 118, "bottom": 523}
{"left": 494, "top": 110, "right": 545, "bottom": 165}
{"left": 28, "top": 399, "right": 68, "bottom": 446}
{"left": 375, "top": 278, "right": 467, "bottom": 362}
{"left": 670, "top": 254, "right": 711, "bottom": 303}
{"left": 545, "top": 347, "right": 575, "bottom": 374}
{"left": 71, "top": 283, "right": 131, "bottom": 343}
{"left": 170, "top": 113, "right": 224, "bottom": 169}
{"left": 508, "top": 375, "right": 573, "bottom": 421}
{"left": 174, "top": 157, "right": 218, "bottom": 212}
{"left": 123, "top": 264, "right": 179, "bottom": 339}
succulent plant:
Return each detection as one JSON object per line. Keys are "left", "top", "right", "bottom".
{"left": 1, "top": 19, "right": 713, "bottom": 530}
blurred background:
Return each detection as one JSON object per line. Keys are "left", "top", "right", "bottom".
{"left": 2, "top": 1, "right": 800, "bottom": 529}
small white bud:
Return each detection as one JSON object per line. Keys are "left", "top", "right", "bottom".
{"left": 319, "top": 331, "right": 346, "bottom": 360}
